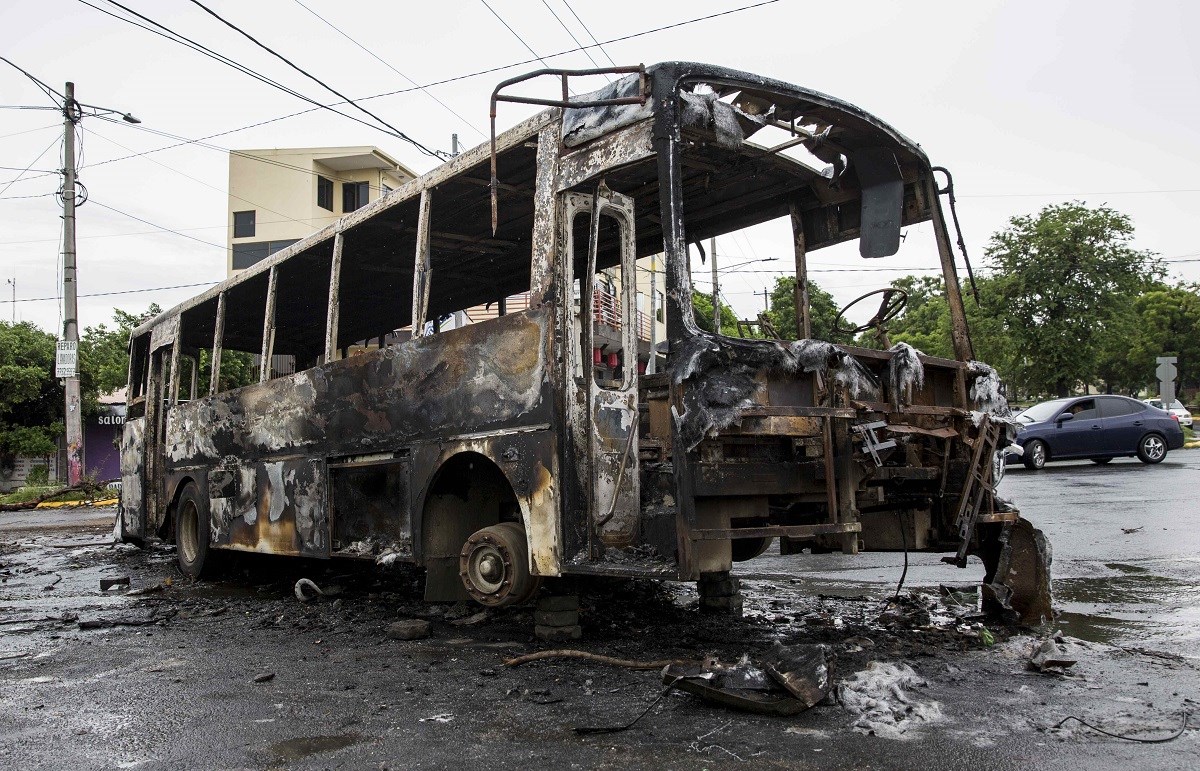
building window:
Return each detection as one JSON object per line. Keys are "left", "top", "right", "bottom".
{"left": 317, "top": 176, "right": 333, "bottom": 211}
{"left": 233, "top": 210, "right": 256, "bottom": 238}
{"left": 232, "top": 239, "right": 300, "bottom": 270}
{"left": 342, "top": 181, "right": 369, "bottom": 213}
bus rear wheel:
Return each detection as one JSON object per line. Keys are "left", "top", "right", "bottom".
{"left": 175, "top": 481, "right": 213, "bottom": 579}
{"left": 459, "top": 522, "right": 540, "bottom": 607}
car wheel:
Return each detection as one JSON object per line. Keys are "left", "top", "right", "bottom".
{"left": 175, "top": 481, "right": 215, "bottom": 579}
{"left": 1136, "top": 433, "right": 1167, "bottom": 464}
{"left": 1022, "top": 440, "right": 1048, "bottom": 470}
{"left": 1089, "top": 457, "right": 1113, "bottom": 465}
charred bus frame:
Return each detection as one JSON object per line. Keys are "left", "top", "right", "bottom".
{"left": 119, "top": 62, "right": 1049, "bottom": 623}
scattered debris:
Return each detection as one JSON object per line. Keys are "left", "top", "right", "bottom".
{"left": 100, "top": 576, "right": 130, "bottom": 591}
{"left": 1028, "top": 632, "right": 1078, "bottom": 674}
{"left": 1052, "top": 712, "right": 1189, "bottom": 743}
{"left": 418, "top": 713, "right": 453, "bottom": 723}
{"left": 838, "top": 662, "right": 943, "bottom": 739}
{"left": 1122, "top": 527, "right": 1143, "bottom": 535}
{"left": 449, "top": 610, "right": 490, "bottom": 627}
{"left": 253, "top": 672, "right": 275, "bottom": 683}
{"left": 126, "top": 583, "right": 165, "bottom": 597}
{"left": 386, "top": 619, "right": 431, "bottom": 641}
{"left": 293, "top": 578, "right": 324, "bottom": 602}
{"left": 665, "top": 644, "right": 831, "bottom": 716}
{"left": 504, "top": 649, "right": 693, "bottom": 671}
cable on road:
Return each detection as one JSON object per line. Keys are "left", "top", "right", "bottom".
{"left": 1053, "top": 712, "right": 1189, "bottom": 743}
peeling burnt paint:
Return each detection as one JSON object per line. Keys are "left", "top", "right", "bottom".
{"left": 669, "top": 333, "right": 878, "bottom": 453}
{"left": 118, "top": 417, "right": 145, "bottom": 538}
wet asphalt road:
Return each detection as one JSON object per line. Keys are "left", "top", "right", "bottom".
{"left": 1, "top": 451, "right": 1198, "bottom": 769}
{"left": 741, "top": 449, "right": 1200, "bottom": 657}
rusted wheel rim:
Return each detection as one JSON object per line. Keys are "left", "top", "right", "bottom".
{"left": 459, "top": 523, "right": 533, "bottom": 607}
{"left": 178, "top": 499, "right": 199, "bottom": 565}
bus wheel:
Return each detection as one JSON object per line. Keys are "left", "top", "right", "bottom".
{"left": 731, "top": 536, "right": 773, "bottom": 562}
{"left": 459, "top": 522, "right": 540, "bottom": 607}
{"left": 175, "top": 482, "right": 212, "bottom": 580}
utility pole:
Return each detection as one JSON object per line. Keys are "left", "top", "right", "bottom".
{"left": 451, "top": 133, "right": 459, "bottom": 157}
{"left": 5, "top": 277, "right": 13, "bottom": 323}
{"left": 710, "top": 237, "right": 719, "bottom": 333}
{"left": 61, "top": 82, "right": 83, "bottom": 486}
{"left": 54, "top": 84, "right": 138, "bottom": 486}
{"left": 759, "top": 287, "right": 770, "bottom": 313}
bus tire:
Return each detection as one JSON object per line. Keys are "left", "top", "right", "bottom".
{"left": 175, "top": 481, "right": 212, "bottom": 579}
{"left": 731, "top": 536, "right": 773, "bottom": 562}
{"left": 459, "top": 522, "right": 540, "bottom": 607}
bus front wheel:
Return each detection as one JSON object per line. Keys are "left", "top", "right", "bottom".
{"left": 175, "top": 481, "right": 213, "bottom": 579}
{"left": 459, "top": 522, "right": 540, "bottom": 607}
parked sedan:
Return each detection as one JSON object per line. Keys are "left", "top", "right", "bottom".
{"left": 1143, "top": 398, "right": 1193, "bottom": 428}
{"left": 1012, "top": 395, "right": 1185, "bottom": 469}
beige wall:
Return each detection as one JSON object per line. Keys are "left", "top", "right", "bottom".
{"left": 227, "top": 147, "right": 411, "bottom": 275}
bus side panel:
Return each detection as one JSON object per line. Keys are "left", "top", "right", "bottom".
{"left": 119, "top": 417, "right": 146, "bottom": 539}
{"left": 163, "top": 308, "right": 554, "bottom": 466}
{"left": 210, "top": 458, "right": 329, "bottom": 557}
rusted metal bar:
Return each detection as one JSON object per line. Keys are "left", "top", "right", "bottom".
{"left": 411, "top": 189, "right": 432, "bottom": 338}
{"left": 323, "top": 230, "right": 343, "bottom": 363}
{"left": 259, "top": 265, "right": 277, "bottom": 383}
{"left": 490, "top": 65, "right": 647, "bottom": 234}
{"left": 691, "top": 522, "right": 861, "bottom": 541}
{"left": 925, "top": 174, "right": 974, "bottom": 361}
{"left": 790, "top": 200, "right": 810, "bottom": 339}
{"left": 209, "top": 291, "right": 225, "bottom": 395}
{"left": 167, "top": 325, "right": 182, "bottom": 406}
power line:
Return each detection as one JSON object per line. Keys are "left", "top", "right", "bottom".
{"left": 88, "top": 199, "right": 227, "bottom": 250}
{"left": 480, "top": 0, "right": 555, "bottom": 70}
{"left": 5, "top": 1, "right": 780, "bottom": 188}
{"left": 185, "top": 0, "right": 446, "bottom": 159}
{"left": 540, "top": 1, "right": 608, "bottom": 77}
{"left": 2, "top": 281, "right": 219, "bottom": 305}
{"left": 289, "top": 0, "right": 485, "bottom": 139}
{"left": 84, "top": 0, "right": 441, "bottom": 157}
{"left": 0, "top": 135, "right": 60, "bottom": 199}
{"left": 0, "top": 55, "right": 65, "bottom": 105}
{"left": 961, "top": 189, "right": 1200, "bottom": 198}
{"left": 90, "top": 114, "right": 397, "bottom": 195}
{"left": 84, "top": 122, "right": 329, "bottom": 230}
{"left": 0, "top": 123, "right": 63, "bottom": 141}
{"left": 559, "top": 0, "right": 618, "bottom": 67}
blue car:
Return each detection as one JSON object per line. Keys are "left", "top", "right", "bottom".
{"left": 1012, "top": 395, "right": 1185, "bottom": 469}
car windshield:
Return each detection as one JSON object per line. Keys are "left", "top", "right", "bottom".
{"left": 1170, "top": 400, "right": 1185, "bottom": 411}
{"left": 1017, "top": 399, "right": 1071, "bottom": 424}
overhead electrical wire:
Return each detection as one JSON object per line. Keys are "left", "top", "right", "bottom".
{"left": 289, "top": 0, "right": 485, "bottom": 138}
{"left": 559, "top": 0, "right": 619, "bottom": 67}
{"left": 85, "top": 122, "right": 333, "bottom": 229}
{"left": 7, "top": 0, "right": 781, "bottom": 189}
{"left": 88, "top": 199, "right": 227, "bottom": 250}
{"left": 479, "top": 0, "right": 556, "bottom": 71}
{"left": 2, "top": 281, "right": 219, "bottom": 305}
{"left": 184, "top": 0, "right": 446, "bottom": 159}
{"left": 540, "top": 1, "right": 608, "bottom": 77}
{"left": 84, "top": 0, "right": 444, "bottom": 157}
{"left": 0, "top": 55, "right": 64, "bottom": 105}
{"left": 0, "top": 135, "right": 60, "bottom": 198}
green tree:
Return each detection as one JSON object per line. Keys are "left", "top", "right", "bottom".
{"left": 1129, "top": 283, "right": 1200, "bottom": 393}
{"left": 985, "top": 202, "right": 1162, "bottom": 398}
{"left": 198, "top": 348, "right": 256, "bottom": 393}
{"left": 764, "top": 276, "right": 839, "bottom": 340}
{"left": 691, "top": 290, "right": 740, "bottom": 336}
{"left": 78, "top": 304, "right": 161, "bottom": 412}
{"left": 0, "top": 322, "right": 62, "bottom": 469}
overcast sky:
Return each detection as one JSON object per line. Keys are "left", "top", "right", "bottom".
{"left": 2, "top": 0, "right": 1198, "bottom": 334}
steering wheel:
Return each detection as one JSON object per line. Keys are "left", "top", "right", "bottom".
{"left": 832, "top": 288, "right": 909, "bottom": 338}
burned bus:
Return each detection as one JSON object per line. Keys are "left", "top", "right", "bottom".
{"left": 119, "top": 62, "right": 1049, "bottom": 624}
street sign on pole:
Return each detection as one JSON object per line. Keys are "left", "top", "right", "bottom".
{"left": 55, "top": 340, "right": 78, "bottom": 378}
{"left": 1156, "top": 356, "right": 1178, "bottom": 406}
